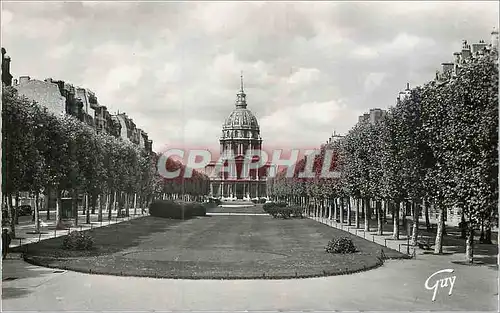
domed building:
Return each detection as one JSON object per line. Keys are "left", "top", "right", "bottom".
{"left": 205, "top": 75, "right": 271, "bottom": 200}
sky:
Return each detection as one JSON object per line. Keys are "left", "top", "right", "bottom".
{"left": 1, "top": 1, "right": 498, "bottom": 156}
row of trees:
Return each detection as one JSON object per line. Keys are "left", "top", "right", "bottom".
{"left": 2, "top": 87, "right": 210, "bottom": 237}
{"left": 268, "top": 50, "right": 498, "bottom": 263}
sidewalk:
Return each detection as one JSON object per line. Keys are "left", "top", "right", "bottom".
{"left": 309, "top": 214, "right": 499, "bottom": 262}
{"left": 310, "top": 216, "right": 417, "bottom": 257}
{"left": 7, "top": 208, "right": 149, "bottom": 248}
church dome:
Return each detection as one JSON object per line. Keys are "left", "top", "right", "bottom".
{"left": 223, "top": 108, "right": 259, "bottom": 130}
{"left": 220, "top": 74, "right": 261, "bottom": 141}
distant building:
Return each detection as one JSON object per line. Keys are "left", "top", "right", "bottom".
{"left": 112, "top": 113, "right": 152, "bottom": 153}
{"left": 397, "top": 83, "right": 412, "bottom": 105}
{"left": 13, "top": 77, "right": 76, "bottom": 117}
{"left": 204, "top": 74, "right": 271, "bottom": 199}
{"left": 1, "top": 48, "right": 13, "bottom": 86}
{"left": 13, "top": 75, "right": 152, "bottom": 152}
{"left": 436, "top": 28, "right": 499, "bottom": 84}
{"left": 358, "top": 108, "right": 387, "bottom": 125}
{"left": 94, "top": 105, "right": 116, "bottom": 136}
{"left": 76, "top": 87, "right": 100, "bottom": 127}
{"left": 326, "top": 130, "right": 344, "bottom": 145}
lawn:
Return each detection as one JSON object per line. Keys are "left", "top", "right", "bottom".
{"left": 20, "top": 214, "right": 407, "bottom": 279}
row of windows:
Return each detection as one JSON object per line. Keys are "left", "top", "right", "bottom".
{"left": 223, "top": 130, "right": 259, "bottom": 139}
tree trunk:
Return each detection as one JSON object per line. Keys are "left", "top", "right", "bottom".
{"left": 434, "top": 206, "right": 445, "bottom": 254}
{"left": 14, "top": 193, "right": 19, "bottom": 225}
{"left": 91, "top": 193, "right": 96, "bottom": 214}
{"left": 382, "top": 200, "right": 387, "bottom": 224}
{"left": 355, "top": 198, "right": 360, "bottom": 228}
{"left": 55, "top": 188, "right": 63, "bottom": 229}
{"left": 460, "top": 211, "right": 466, "bottom": 239}
{"left": 361, "top": 198, "right": 365, "bottom": 216}
{"left": 364, "top": 198, "right": 370, "bottom": 232}
{"left": 106, "top": 192, "right": 113, "bottom": 221}
{"left": 484, "top": 224, "right": 492, "bottom": 244}
{"left": 34, "top": 193, "right": 40, "bottom": 233}
{"left": 72, "top": 190, "right": 79, "bottom": 226}
{"left": 113, "top": 191, "right": 117, "bottom": 212}
{"left": 339, "top": 197, "right": 344, "bottom": 224}
{"left": 347, "top": 197, "right": 352, "bottom": 226}
{"left": 125, "top": 193, "right": 130, "bottom": 217}
{"left": 134, "top": 193, "right": 137, "bottom": 215}
{"left": 376, "top": 200, "right": 383, "bottom": 235}
{"left": 411, "top": 201, "right": 419, "bottom": 246}
{"left": 85, "top": 194, "right": 91, "bottom": 224}
{"left": 333, "top": 198, "right": 337, "bottom": 222}
{"left": 45, "top": 188, "right": 50, "bottom": 220}
{"left": 424, "top": 199, "right": 430, "bottom": 230}
{"left": 31, "top": 196, "right": 36, "bottom": 222}
{"left": 465, "top": 222, "right": 474, "bottom": 263}
{"left": 392, "top": 201, "right": 400, "bottom": 240}
{"left": 82, "top": 193, "right": 86, "bottom": 215}
{"left": 97, "top": 194, "right": 103, "bottom": 222}
{"left": 43, "top": 187, "right": 52, "bottom": 221}
{"left": 8, "top": 194, "right": 16, "bottom": 238}
{"left": 328, "top": 198, "right": 332, "bottom": 219}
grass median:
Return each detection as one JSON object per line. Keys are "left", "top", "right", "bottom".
{"left": 20, "top": 214, "right": 408, "bottom": 279}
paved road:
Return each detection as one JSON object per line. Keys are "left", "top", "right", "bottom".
{"left": 2, "top": 247, "right": 497, "bottom": 311}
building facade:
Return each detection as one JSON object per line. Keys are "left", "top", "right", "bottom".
{"left": 204, "top": 76, "right": 270, "bottom": 200}
{"left": 112, "top": 113, "right": 153, "bottom": 153}
{"left": 14, "top": 76, "right": 82, "bottom": 118}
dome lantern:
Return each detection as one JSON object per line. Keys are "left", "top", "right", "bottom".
{"left": 235, "top": 71, "right": 247, "bottom": 109}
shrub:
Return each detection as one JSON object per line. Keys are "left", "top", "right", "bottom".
{"left": 202, "top": 202, "right": 217, "bottom": 210}
{"left": 149, "top": 200, "right": 192, "bottom": 219}
{"left": 264, "top": 202, "right": 304, "bottom": 219}
{"left": 290, "top": 206, "right": 304, "bottom": 218}
{"left": 186, "top": 202, "right": 207, "bottom": 217}
{"left": 263, "top": 202, "right": 275, "bottom": 212}
{"left": 325, "top": 237, "right": 357, "bottom": 254}
{"left": 62, "top": 231, "right": 94, "bottom": 251}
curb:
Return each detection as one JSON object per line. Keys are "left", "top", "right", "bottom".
{"left": 22, "top": 254, "right": 385, "bottom": 281}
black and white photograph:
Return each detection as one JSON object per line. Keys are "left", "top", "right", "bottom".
{"left": 1, "top": 1, "right": 498, "bottom": 311}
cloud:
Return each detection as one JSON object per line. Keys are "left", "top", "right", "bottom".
{"left": 1, "top": 9, "right": 13, "bottom": 27}
{"left": 47, "top": 42, "right": 75, "bottom": 59}
{"left": 287, "top": 68, "right": 321, "bottom": 85}
{"left": 364, "top": 72, "right": 387, "bottom": 93}
{"left": 105, "top": 65, "right": 143, "bottom": 92}
{"left": 1, "top": 1, "right": 498, "bottom": 153}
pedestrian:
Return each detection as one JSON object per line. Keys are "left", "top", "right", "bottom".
{"left": 2, "top": 229, "right": 12, "bottom": 260}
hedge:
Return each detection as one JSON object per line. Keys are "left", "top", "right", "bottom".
{"left": 149, "top": 200, "right": 207, "bottom": 219}
{"left": 263, "top": 202, "right": 304, "bottom": 219}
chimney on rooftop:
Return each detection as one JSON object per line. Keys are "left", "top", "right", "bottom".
{"left": 461, "top": 40, "right": 471, "bottom": 60}
{"left": 491, "top": 27, "right": 499, "bottom": 49}
{"left": 19, "top": 76, "right": 30, "bottom": 84}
